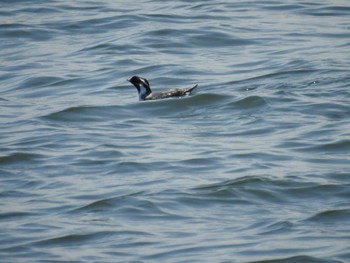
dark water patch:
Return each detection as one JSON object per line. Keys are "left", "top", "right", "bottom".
{"left": 0, "top": 152, "right": 44, "bottom": 165}
{"left": 304, "top": 69, "right": 350, "bottom": 87}
{"left": 228, "top": 151, "right": 273, "bottom": 162}
{"left": 70, "top": 157, "right": 119, "bottom": 170}
{"left": 41, "top": 105, "right": 130, "bottom": 123}
{"left": 130, "top": 64, "right": 178, "bottom": 76}
{"left": 17, "top": 76, "right": 65, "bottom": 90}
{"left": 315, "top": 139, "right": 350, "bottom": 153}
{"left": 192, "top": 31, "right": 256, "bottom": 47}
{"left": 117, "top": 204, "right": 186, "bottom": 221}
{"left": 59, "top": 13, "right": 140, "bottom": 35}
{"left": 0, "top": 212, "right": 35, "bottom": 221}
{"left": 296, "top": 139, "right": 350, "bottom": 154}
{"left": 260, "top": 3, "right": 308, "bottom": 12}
{"left": 332, "top": 172, "right": 350, "bottom": 182}
{"left": 0, "top": 169, "right": 23, "bottom": 184}
{"left": 0, "top": 23, "right": 30, "bottom": 30}
{"left": 45, "top": 77, "right": 81, "bottom": 88}
{"left": 8, "top": 6, "right": 63, "bottom": 16}
{"left": 33, "top": 231, "right": 117, "bottom": 247}
{"left": 284, "top": 183, "right": 350, "bottom": 200}
{"left": 314, "top": 32, "right": 350, "bottom": 40}
{"left": 72, "top": 196, "right": 129, "bottom": 212}
{"left": 186, "top": 93, "right": 227, "bottom": 103}
{"left": 75, "top": 148, "right": 124, "bottom": 162}
{"left": 147, "top": 28, "right": 191, "bottom": 38}
{"left": 250, "top": 255, "right": 343, "bottom": 263}
{"left": 306, "top": 209, "right": 350, "bottom": 225}
{"left": 196, "top": 176, "right": 269, "bottom": 191}
{"left": 193, "top": 176, "right": 345, "bottom": 206}
{"left": 143, "top": 13, "right": 196, "bottom": 24}
{"left": 0, "top": 97, "right": 10, "bottom": 102}
{"left": 170, "top": 157, "right": 227, "bottom": 175}
{"left": 299, "top": 102, "right": 350, "bottom": 120}
{"left": 71, "top": 190, "right": 150, "bottom": 209}
{"left": 78, "top": 42, "right": 128, "bottom": 55}
{"left": 301, "top": 5, "right": 350, "bottom": 17}
{"left": 140, "top": 38, "right": 192, "bottom": 51}
{"left": 55, "top": 1, "right": 111, "bottom": 12}
{"left": 143, "top": 243, "right": 240, "bottom": 262}
{"left": 226, "top": 95, "right": 268, "bottom": 110}
{"left": 238, "top": 186, "right": 284, "bottom": 204}
{"left": 193, "top": 176, "right": 281, "bottom": 203}
{"left": 184, "top": 192, "right": 252, "bottom": 207}
{"left": 237, "top": 69, "right": 318, "bottom": 84}
{"left": 117, "top": 161, "right": 170, "bottom": 174}
{"left": 0, "top": 25, "right": 54, "bottom": 41}
{"left": 258, "top": 220, "right": 294, "bottom": 235}
{"left": 176, "top": 157, "right": 221, "bottom": 167}
{"left": 140, "top": 26, "right": 256, "bottom": 49}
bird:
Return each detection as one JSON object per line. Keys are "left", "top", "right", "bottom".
{"left": 128, "top": 76, "right": 198, "bottom": 101}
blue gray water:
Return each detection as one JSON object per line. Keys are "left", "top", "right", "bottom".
{"left": 1, "top": 0, "right": 350, "bottom": 262}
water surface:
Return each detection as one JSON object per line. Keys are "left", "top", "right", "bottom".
{"left": 1, "top": 0, "right": 350, "bottom": 262}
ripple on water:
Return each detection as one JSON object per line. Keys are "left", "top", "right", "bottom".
{"left": 0, "top": 152, "right": 44, "bottom": 165}
{"left": 226, "top": 95, "right": 268, "bottom": 110}
{"left": 41, "top": 105, "right": 130, "bottom": 122}
{"left": 305, "top": 209, "right": 350, "bottom": 225}
{"left": 248, "top": 255, "right": 343, "bottom": 263}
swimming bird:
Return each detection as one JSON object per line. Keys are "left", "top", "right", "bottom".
{"left": 128, "top": 76, "right": 198, "bottom": 101}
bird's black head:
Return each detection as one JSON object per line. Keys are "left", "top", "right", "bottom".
{"left": 128, "top": 76, "right": 152, "bottom": 100}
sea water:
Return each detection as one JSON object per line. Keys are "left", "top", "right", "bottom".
{"left": 1, "top": 1, "right": 350, "bottom": 262}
